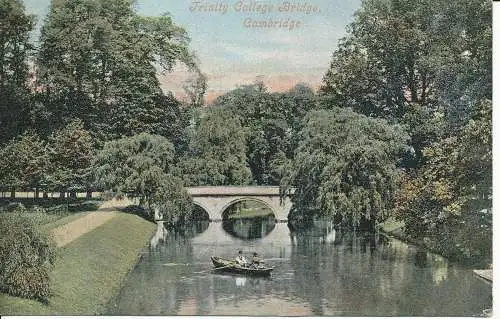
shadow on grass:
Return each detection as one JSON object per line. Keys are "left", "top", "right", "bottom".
{"left": 119, "top": 205, "right": 155, "bottom": 223}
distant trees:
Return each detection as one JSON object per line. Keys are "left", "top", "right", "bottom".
{"left": 47, "top": 120, "right": 95, "bottom": 198}
{"left": 214, "top": 82, "right": 317, "bottom": 184}
{"left": 0, "top": 122, "right": 94, "bottom": 198}
{"left": 180, "top": 107, "right": 252, "bottom": 186}
{"left": 0, "top": 131, "right": 50, "bottom": 198}
{"left": 282, "top": 108, "right": 409, "bottom": 228}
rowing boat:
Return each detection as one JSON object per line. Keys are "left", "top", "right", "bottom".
{"left": 210, "top": 256, "right": 273, "bottom": 276}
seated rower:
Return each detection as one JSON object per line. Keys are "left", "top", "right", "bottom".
{"left": 235, "top": 250, "right": 248, "bottom": 267}
{"left": 251, "top": 252, "right": 264, "bottom": 268}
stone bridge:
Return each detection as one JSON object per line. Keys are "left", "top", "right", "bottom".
{"left": 186, "top": 186, "right": 293, "bottom": 222}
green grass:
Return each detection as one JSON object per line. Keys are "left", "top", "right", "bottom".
{"left": 378, "top": 217, "right": 405, "bottom": 233}
{"left": 228, "top": 207, "right": 274, "bottom": 219}
{"left": 40, "top": 211, "right": 91, "bottom": 232}
{"left": 0, "top": 212, "right": 155, "bottom": 315}
{"left": 0, "top": 212, "right": 65, "bottom": 227}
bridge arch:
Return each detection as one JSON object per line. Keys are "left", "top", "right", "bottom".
{"left": 219, "top": 197, "right": 276, "bottom": 220}
{"left": 186, "top": 186, "right": 293, "bottom": 222}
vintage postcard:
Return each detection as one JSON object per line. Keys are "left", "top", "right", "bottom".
{"left": 0, "top": 0, "right": 493, "bottom": 317}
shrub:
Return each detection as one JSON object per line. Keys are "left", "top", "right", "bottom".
{"left": 0, "top": 213, "right": 56, "bottom": 303}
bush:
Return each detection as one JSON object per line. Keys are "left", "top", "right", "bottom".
{"left": 0, "top": 213, "right": 56, "bottom": 303}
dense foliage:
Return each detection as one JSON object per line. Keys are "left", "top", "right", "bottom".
{"left": 33, "top": 0, "right": 197, "bottom": 141}
{"left": 180, "top": 106, "right": 252, "bottom": 186}
{"left": 0, "top": 0, "right": 34, "bottom": 144}
{"left": 393, "top": 100, "right": 491, "bottom": 264}
{"left": 320, "top": 0, "right": 491, "bottom": 166}
{"left": 0, "top": 212, "right": 56, "bottom": 302}
{"left": 282, "top": 109, "right": 409, "bottom": 228}
{"left": 0, "top": 131, "right": 50, "bottom": 197}
{"left": 93, "top": 133, "right": 192, "bottom": 221}
{"left": 0, "top": 0, "right": 492, "bottom": 301}
{"left": 214, "top": 83, "right": 316, "bottom": 184}
{"left": 46, "top": 120, "right": 95, "bottom": 198}
{"left": 320, "top": 0, "right": 491, "bottom": 262}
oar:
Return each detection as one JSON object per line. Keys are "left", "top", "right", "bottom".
{"left": 194, "top": 264, "right": 235, "bottom": 274}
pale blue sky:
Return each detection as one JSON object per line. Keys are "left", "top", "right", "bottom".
{"left": 23, "top": 0, "right": 361, "bottom": 100}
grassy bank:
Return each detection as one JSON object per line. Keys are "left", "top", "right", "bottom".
{"left": 0, "top": 212, "right": 155, "bottom": 315}
{"left": 228, "top": 207, "right": 274, "bottom": 219}
{"left": 378, "top": 217, "right": 491, "bottom": 268}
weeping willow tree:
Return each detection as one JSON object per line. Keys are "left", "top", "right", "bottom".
{"left": 282, "top": 108, "right": 409, "bottom": 229}
{"left": 92, "top": 133, "right": 193, "bottom": 222}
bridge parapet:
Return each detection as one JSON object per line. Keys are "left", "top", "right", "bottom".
{"left": 187, "top": 186, "right": 295, "bottom": 196}
{"left": 186, "top": 186, "right": 294, "bottom": 221}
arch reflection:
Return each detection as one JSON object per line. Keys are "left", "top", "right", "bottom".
{"left": 222, "top": 199, "right": 276, "bottom": 239}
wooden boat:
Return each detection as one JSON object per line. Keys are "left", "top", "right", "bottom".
{"left": 210, "top": 256, "right": 273, "bottom": 276}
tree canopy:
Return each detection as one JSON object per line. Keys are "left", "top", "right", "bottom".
{"left": 283, "top": 108, "right": 409, "bottom": 227}
{"left": 35, "top": 0, "right": 196, "bottom": 140}
{"left": 180, "top": 106, "right": 252, "bottom": 186}
{"left": 0, "top": 0, "right": 35, "bottom": 144}
{"left": 92, "top": 133, "right": 192, "bottom": 221}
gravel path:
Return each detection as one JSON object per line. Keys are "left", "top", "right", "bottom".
{"left": 50, "top": 198, "right": 136, "bottom": 247}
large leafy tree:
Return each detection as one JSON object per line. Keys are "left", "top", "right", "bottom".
{"left": 35, "top": 0, "right": 196, "bottom": 140}
{"left": 0, "top": 131, "right": 50, "bottom": 198}
{"left": 46, "top": 120, "right": 95, "bottom": 198}
{"left": 283, "top": 108, "right": 409, "bottom": 228}
{"left": 0, "top": 0, "right": 35, "bottom": 144}
{"left": 393, "top": 100, "right": 491, "bottom": 264}
{"left": 93, "top": 133, "right": 192, "bottom": 220}
{"left": 181, "top": 107, "right": 252, "bottom": 186}
{"left": 320, "top": 0, "right": 491, "bottom": 166}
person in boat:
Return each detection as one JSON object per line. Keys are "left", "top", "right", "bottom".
{"left": 235, "top": 250, "right": 248, "bottom": 267}
{"left": 251, "top": 252, "right": 264, "bottom": 268}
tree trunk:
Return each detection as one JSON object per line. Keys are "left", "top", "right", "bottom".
{"left": 86, "top": 191, "right": 92, "bottom": 199}
{"left": 43, "top": 192, "right": 48, "bottom": 199}
{"left": 60, "top": 191, "right": 65, "bottom": 198}
{"left": 35, "top": 188, "right": 40, "bottom": 199}
{"left": 10, "top": 188, "right": 15, "bottom": 198}
{"left": 70, "top": 191, "right": 76, "bottom": 199}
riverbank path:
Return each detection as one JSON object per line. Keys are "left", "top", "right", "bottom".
{"left": 50, "top": 198, "right": 135, "bottom": 247}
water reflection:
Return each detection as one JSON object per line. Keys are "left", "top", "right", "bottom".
{"left": 222, "top": 215, "right": 276, "bottom": 239}
{"left": 109, "top": 221, "right": 492, "bottom": 316}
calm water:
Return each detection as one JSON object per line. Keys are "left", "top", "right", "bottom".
{"left": 106, "top": 220, "right": 492, "bottom": 316}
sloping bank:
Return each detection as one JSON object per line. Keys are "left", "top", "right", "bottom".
{"left": 0, "top": 212, "right": 155, "bottom": 315}
{"left": 377, "top": 218, "right": 491, "bottom": 268}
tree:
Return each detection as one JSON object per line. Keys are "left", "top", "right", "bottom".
{"left": 93, "top": 133, "right": 192, "bottom": 220}
{"left": 47, "top": 120, "right": 95, "bottom": 198}
{"left": 183, "top": 69, "right": 207, "bottom": 108}
{"left": 181, "top": 107, "right": 252, "bottom": 186}
{"left": 0, "top": 213, "right": 56, "bottom": 303}
{"left": 0, "top": 131, "right": 50, "bottom": 198}
{"left": 283, "top": 108, "right": 409, "bottom": 228}
{"left": 35, "top": 0, "right": 197, "bottom": 141}
{"left": 393, "top": 99, "right": 492, "bottom": 264}
{"left": 0, "top": 0, "right": 35, "bottom": 144}
{"left": 214, "top": 82, "right": 316, "bottom": 184}
{"left": 320, "top": 0, "right": 491, "bottom": 166}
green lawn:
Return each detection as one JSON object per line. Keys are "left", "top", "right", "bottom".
{"left": 378, "top": 217, "right": 405, "bottom": 233}
{"left": 228, "top": 207, "right": 274, "bottom": 219}
{"left": 40, "top": 211, "right": 91, "bottom": 232}
{"left": 0, "top": 212, "right": 155, "bottom": 315}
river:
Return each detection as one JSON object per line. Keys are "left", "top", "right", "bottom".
{"left": 106, "top": 219, "right": 492, "bottom": 316}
